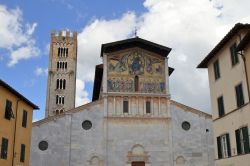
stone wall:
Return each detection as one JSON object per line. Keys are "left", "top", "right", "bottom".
{"left": 30, "top": 100, "right": 214, "bottom": 166}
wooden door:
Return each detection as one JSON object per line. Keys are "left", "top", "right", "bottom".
{"left": 131, "top": 161, "right": 145, "bottom": 166}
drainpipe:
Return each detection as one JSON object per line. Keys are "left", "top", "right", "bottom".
{"left": 12, "top": 99, "right": 21, "bottom": 166}
{"left": 237, "top": 33, "right": 250, "bottom": 102}
{"left": 239, "top": 52, "right": 250, "bottom": 102}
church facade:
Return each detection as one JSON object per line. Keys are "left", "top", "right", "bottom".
{"left": 30, "top": 34, "right": 214, "bottom": 166}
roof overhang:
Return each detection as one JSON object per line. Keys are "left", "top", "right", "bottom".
{"left": 197, "top": 23, "right": 250, "bottom": 68}
{"left": 100, "top": 37, "right": 172, "bottom": 58}
{"left": 0, "top": 79, "right": 39, "bottom": 109}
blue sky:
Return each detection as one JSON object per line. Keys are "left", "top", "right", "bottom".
{"left": 0, "top": 0, "right": 249, "bottom": 121}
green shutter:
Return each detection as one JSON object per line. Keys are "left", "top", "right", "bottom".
{"left": 230, "top": 43, "right": 239, "bottom": 66}
{"left": 20, "top": 144, "right": 25, "bottom": 162}
{"left": 217, "top": 96, "right": 225, "bottom": 117}
{"left": 235, "top": 129, "right": 242, "bottom": 155}
{"left": 213, "top": 60, "right": 220, "bottom": 80}
{"left": 235, "top": 84, "right": 245, "bottom": 107}
{"left": 217, "top": 136, "right": 222, "bottom": 159}
{"left": 242, "top": 127, "right": 250, "bottom": 153}
{"left": 1, "top": 138, "right": 8, "bottom": 159}
{"left": 226, "top": 134, "right": 231, "bottom": 157}
{"left": 5, "top": 100, "right": 12, "bottom": 120}
{"left": 22, "top": 110, "right": 27, "bottom": 128}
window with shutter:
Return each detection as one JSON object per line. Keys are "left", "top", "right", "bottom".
{"left": 230, "top": 43, "right": 239, "bottom": 66}
{"left": 226, "top": 134, "right": 231, "bottom": 157}
{"left": 235, "top": 83, "right": 244, "bottom": 108}
{"left": 1, "top": 138, "right": 8, "bottom": 159}
{"left": 213, "top": 60, "right": 220, "bottom": 80}
{"left": 20, "top": 144, "right": 25, "bottom": 162}
{"left": 235, "top": 129, "right": 242, "bottom": 155}
{"left": 5, "top": 100, "right": 14, "bottom": 120}
{"left": 217, "top": 96, "right": 225, "bottom": 117}
{"left": 218, "top": 134, "right": 231, "bottom": 159}
{"left": 217, "top": 136, "right": 222, "bottom": 159}
{"left": 236, "top": 127, "right": 250, "bottom": 155}
{"left": 22, "top": 110, "right": 27, "bottom": 128}
{"left": 242, "top": 127, "right": 250, "bottom": 154}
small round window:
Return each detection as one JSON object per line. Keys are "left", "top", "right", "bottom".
{"left": 38, "top": 141, "right": 48, "bottom": 151}
{"left": 82, "top": 120, "right": 92, "bottom": 130}
{"left": 182, "top": 121, "right": 191, "bottom": 131}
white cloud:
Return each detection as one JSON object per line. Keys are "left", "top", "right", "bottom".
{"left": 35, "top": 67, "right": 48, "bottom": 76}
{"left": 75, "top": 0, "right": 250, "bottom": 112}
{"left": 0, "top": 5, "right": 39, "bottom": 66}
{"left": 77, "top": 12, "right": 136, "bottom": 82}
{"left": 75, "top": 79, "right": 90, "bottom": 107}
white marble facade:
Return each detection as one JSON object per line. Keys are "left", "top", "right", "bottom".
{"left": 31, "top": 38, "right": 214, "bottom": 166}
{"left": 30, "top": 99, "right": 214, "bottom": 166}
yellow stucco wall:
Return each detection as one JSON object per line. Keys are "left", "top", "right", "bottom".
{"left": 107, "top": 47, "right": 166, "bottom": 94}
{"left": 0, "top": 86, "right": 34, "bottom": 166}
{"left": 207, "top": 30, "right": 250, "bottom": 166}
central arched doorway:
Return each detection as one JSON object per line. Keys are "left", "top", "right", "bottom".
{"left": 127, "top": 144, "right": 150, "bottom": 166}
{"left": 132, "top": 161, "right": 145, "bottom": 166}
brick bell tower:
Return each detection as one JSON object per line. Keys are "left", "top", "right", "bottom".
{"left": 45, "top": 30, "right": 77, "bottom": 117}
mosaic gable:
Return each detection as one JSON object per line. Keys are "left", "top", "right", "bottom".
{"left": 107, "top": 49, "right": 166, "bottom": 93}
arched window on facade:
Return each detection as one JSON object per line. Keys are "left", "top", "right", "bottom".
{"left": 135, "top": 76, "right": 139, "bottom": 92}
{"left": 60, "top": 109, "right": 64, "bottom": 114}
{"left": 60, "top": 48, "right": 63, "bottom": 57}
{"left": 56, "top": 79, "right": 59, "bottom": 89}
{"left": 55, "top": 110, "right": 59, "bottom": 115}
{"left": 62, "top": 96, "right": 64, "bottom": 104}
{"left": 59, "top": 79, "right": 63, "bottom": 89}
{"left": 66, "top": 48, "right": 68, "bottom": 57}
{"left": 56, "top": 95, "right": 59, "bottom": 104}
{"left": 63, "top": 48, "right": 66, "bottom": 57}
{"left": 58, "top": 48, "right": 60, "bottom": 57}
{"left": 65, "top": 62, "right": 67, "bottom": 69}
{"left": 63, "top": 79, "right": 66, "bottom": 89}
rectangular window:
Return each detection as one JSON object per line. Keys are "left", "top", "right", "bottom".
{"left": 235, "top": 83, "right": 244, "bottom": 108}
{"left": 20, "top": 144, "right": 25, "bottom": 162}
{"left": 230, "top": 43, "right": 239, "bottom": 66}
{"left": 1, "top": 138, "right": 8, "bottom": 159}
{"left": 235, "top": 126, "right": 250, "bottom": 155}
{"left": 123, "top": 100, "right": 129, "bottom": 113}
{"left": 5, "top": 100, "right": 14, "bottom": 120}
{"left": 217, "top": 134, "right": 231, "bottom": 159}
{"left": 217, "top": 96, "right": 225, "bottom": 117}
{"left": 213, "top": 60, "right": 220, "bottom": 80}
{"left": 22, "top": 110, "right": 27, "bottom": 128}
{"left": 146, "top": 101, "right": 151, "bottom": 114}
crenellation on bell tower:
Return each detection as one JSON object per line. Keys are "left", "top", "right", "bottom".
{"left": 45, "top": 30, "right": 77, "bottom": 117}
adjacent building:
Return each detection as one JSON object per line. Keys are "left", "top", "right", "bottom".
{"left": 45, "top": 31, "right": 77, "bottom": 117}
{"left": 0, "top": 79, "right": 39, "bottom": 166}
{"left": 198, "top": 23, "right": 250, "bottom": 166}
{"left": 30, "top": 37, "right": 214, "bottom": 166}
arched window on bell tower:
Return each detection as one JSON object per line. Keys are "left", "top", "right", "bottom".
{"left": 135, "top": 75, "right": 139, "bottom": 92}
